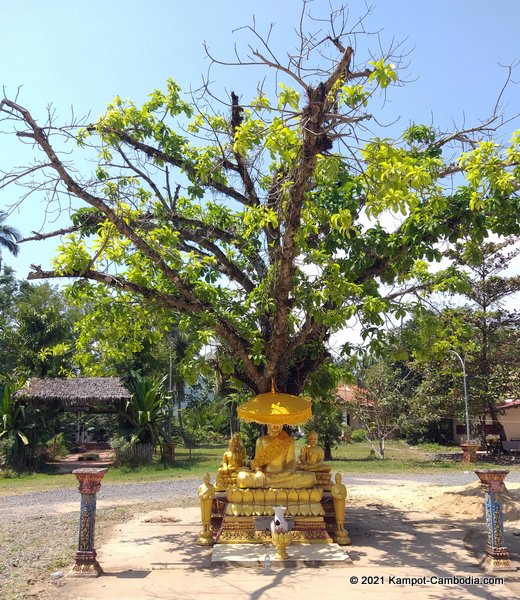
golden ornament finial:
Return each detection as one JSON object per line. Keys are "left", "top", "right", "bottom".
{"left": 271, "top": 378, "right": 276, "bottom": 394}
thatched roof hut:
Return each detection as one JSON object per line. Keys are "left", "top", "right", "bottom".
{"left": 14, "top": 377, "right": 131, "bottom": 413}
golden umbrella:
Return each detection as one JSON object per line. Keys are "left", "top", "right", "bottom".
{"left": 237, "top": 383, "right": 312, "bottom": 426}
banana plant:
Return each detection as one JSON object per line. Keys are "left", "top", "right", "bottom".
{"left": 123, "top": 373, "right": 169, "bottom": 446}
{"left": 0, "top": 386, "right": 29, "bottom": 446}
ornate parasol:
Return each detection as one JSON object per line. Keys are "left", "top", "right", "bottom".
{"left": 237, "top": 382, "right": 312, "bottom": 426}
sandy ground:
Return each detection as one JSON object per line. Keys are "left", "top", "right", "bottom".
{"left": 349, "top": 479, "right": 520, "bottom": 521}
{"left": 42, "top": 479, "right": 520, "bottom": 600}
{"left": 4, "top": 478, "right": 520, "bottom": 599}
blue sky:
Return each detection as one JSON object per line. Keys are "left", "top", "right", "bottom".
{"left": 1, "top": 0, "right": 519, "bottom": 278}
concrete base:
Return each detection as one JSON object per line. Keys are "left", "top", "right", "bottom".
{"left": 479, "top": 555, "right": 517, "bottom": 573}
{"left": 211, "top": 543, "right": 351, "bottom": 567}
{"left": 68, "top": 561, "right": 103, "bottom": 577}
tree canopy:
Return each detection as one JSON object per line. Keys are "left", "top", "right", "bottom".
{"left": 1, "top": 7, "right": 519, "bottom": 394}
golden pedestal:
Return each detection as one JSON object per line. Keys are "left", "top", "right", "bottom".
{"left": 272, "top": 531, "right": 293, "bottom": 559}
{"left": 315, "top": 472, "right": 333, "bottom": 490}
{"left": 214, "top": 486, "right": 334, "bottom": 545}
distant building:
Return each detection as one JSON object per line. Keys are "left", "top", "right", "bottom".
{"left": 484, "top": 399, "right": 520, "bottom": 441}
{"left": 334, "top": 383, "right": 371, "bottom": 430}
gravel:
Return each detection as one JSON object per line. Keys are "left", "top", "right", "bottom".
{"left": 3, "top": 471, "right": 520, "bottom": 519}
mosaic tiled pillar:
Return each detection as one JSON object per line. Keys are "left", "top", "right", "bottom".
{"left": 474, "top": 470, "right": 511, "bottom": 571}
{"left": 69, "top": 468, "right": 108, "bottom": 577}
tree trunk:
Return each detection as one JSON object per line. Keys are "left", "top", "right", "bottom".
{"left": 379, "top": 435, "right": 385, "bottom": 460}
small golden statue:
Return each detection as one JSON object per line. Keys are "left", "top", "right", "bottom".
{"left": 197, "top": 472, "right": 215, "bottom": 546}
{"left": 215, "top": 433, "right": 246, "bottom": 490}
{"left": 298, "top": 430, "right": 331, "bottom": 472}
{"left": 331, "top": 473, "right": 351, "bottom": 545}
{"left": 297, "top": 430, "right": 332, "bottom": 489}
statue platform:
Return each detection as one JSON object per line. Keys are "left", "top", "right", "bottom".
{"left": 211, "top": 487, "right": 340, "bottom": 544}
{"left": 211, "top": 542, "right": 351, "bottom": 567}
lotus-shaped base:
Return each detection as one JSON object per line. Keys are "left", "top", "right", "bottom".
{"left": 272, "top": 530, "right": 293, "bottom": 560}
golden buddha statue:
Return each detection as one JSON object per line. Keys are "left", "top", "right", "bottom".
{"left": 236, "top": 423, "right": 316, "bottom": 489}
{"left": 197, "top": 472, "right": 215, "bottom": 545}
{"left": 215, "top": 432, "right": 246, "bottom": 490}
{"left": 297, "top": 431, "right": 331, "bottom": 472}
{"left": 331, "top": 472, "right": 351, "bottom": 545}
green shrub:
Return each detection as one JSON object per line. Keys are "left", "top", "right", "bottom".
{"left": 0, "top": 436, "right": 12, "bottom": 466}
{"left": 351, "top": 429, "right": 367, "bottom": 443}
{"left": 78, "top": 452, "right": 100, "bottom": 461}
{"left": 44, "top": 433, "right": 69, "bottom": 460}
{"left": 109, "top": 434, "right": 153, "bottom": 467}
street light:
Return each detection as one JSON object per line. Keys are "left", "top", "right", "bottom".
{"left": 449, "top": 350, "right": 471, "bottom": 442}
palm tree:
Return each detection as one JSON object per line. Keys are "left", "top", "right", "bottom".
{"left": 0, "top": 212, "right": 21, "bottom": 267}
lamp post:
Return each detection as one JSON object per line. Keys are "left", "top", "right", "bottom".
{"left": 450, "top": 350, "right": 479, "bottom": 463}
{"left": 449, "top": 350, "right": 470, "bottom": 441}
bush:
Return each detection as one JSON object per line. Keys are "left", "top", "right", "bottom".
{"left": 43, "top": 433, "right": 69, "bottom": 460}
{"left": 0, "top": 436, "right": 12, "bottom": 466}
{"left": 109, "top": 434, "right": 154, "bottom": 467}
{"left": 351, "top": 429, "right": 367, "bottom": 443}
{"left": 78, "top": 452, "right": 100, "bottom": 461}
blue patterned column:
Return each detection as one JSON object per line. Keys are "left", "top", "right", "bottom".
{"left": 69, "top": 468, "right": 108, "bottom": 577}
{"left": 475, "top": 470, "right": 511, "bottom": 570}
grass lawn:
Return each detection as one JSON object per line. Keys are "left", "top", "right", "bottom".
{"left": 1, "top": 440, "right": 518, "bottom": 496}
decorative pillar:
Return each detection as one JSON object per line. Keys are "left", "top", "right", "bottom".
{"left": 162, "top": 442, "right": 175, "bottom": 464}
{"left": 460, "top": 441, "right": 480, "bottom": 463}
{"left": 69, "top": 468, "right": 108, "bottom": 577}
{"left": 474, "top": 469, "right": 511, "bottom": 571}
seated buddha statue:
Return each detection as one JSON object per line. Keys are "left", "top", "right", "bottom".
{"left": 297, "top": 431, "right": 331, "bottom": 472}
{"left": 236, "top": 424, "right": 316, "bottom": 489}
{"left": 216, "top": 433, "right": 246, "bottom": 489}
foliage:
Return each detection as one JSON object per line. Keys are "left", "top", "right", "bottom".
{"left": 0, "top": 268, "right": 78, "bottom": 385}
{"left": 302, "top": 360, "right": 349, "bottom": 459}
{"left": 351, "top": 428, "right": 367, "bottom": 443}
{"left": 352, "top": 361, "right": 417, "bottom": 459}
{"left": 1, "top": 9, "right": 520, "bottom": 397}
{"left": 78, "top": 452, "right": 100, "bottom": 461}
{"left": 383, "top": 238, "right": 520, "bottom": 441}
{"left": 43, "top": 432, "right": 69, "bottom": 460}
{"left": 0, "top": 386, "right": 28, "bottom": 446}
{"left": 182, "top": 396, "right": 230, "bottom": 445}
{"left": 0, "top": 211, "right": 21, "bottom": 267}
{"left": 445, "top": 238, "right": 520, "bottom": 438}
{"left": 64, "top": 283, "right": 180, "bottom": 377}
{"left": 123, "top": 373, "right": 169, "bottom": 446}
{"left": 0, "top": 386, "right": 31, "bottom": 469}
{"left": 303, "top": 397, "right": 344, "bottom": 460}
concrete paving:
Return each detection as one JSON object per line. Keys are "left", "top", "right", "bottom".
{"left": 53, "top": 505, "right": 520, "bottom": 600}
{"left": 211, "top": 542, "right": 351, "bottom": 567}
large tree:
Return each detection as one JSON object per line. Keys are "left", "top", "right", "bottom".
{"left": 445, "top": 238, "right": 520, "bottom": 438}
{"left": 1, "top": 8, "right": 519, "bottom": 394}
{"left": 0, "top": 268, "right": 78, "bottom": 384}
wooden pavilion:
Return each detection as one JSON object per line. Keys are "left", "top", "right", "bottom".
{"left": 14, "top": 377, "right": 131, "bottom": 444}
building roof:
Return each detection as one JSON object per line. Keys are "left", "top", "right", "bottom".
{"left": 14, "top": 377, "right": 131, "bottom": 413}
{"left": 496, "top": 399, "right": 520, "bottom": 411}
{"left": 335, "top": 383, "right": 372, "bottom": 406}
